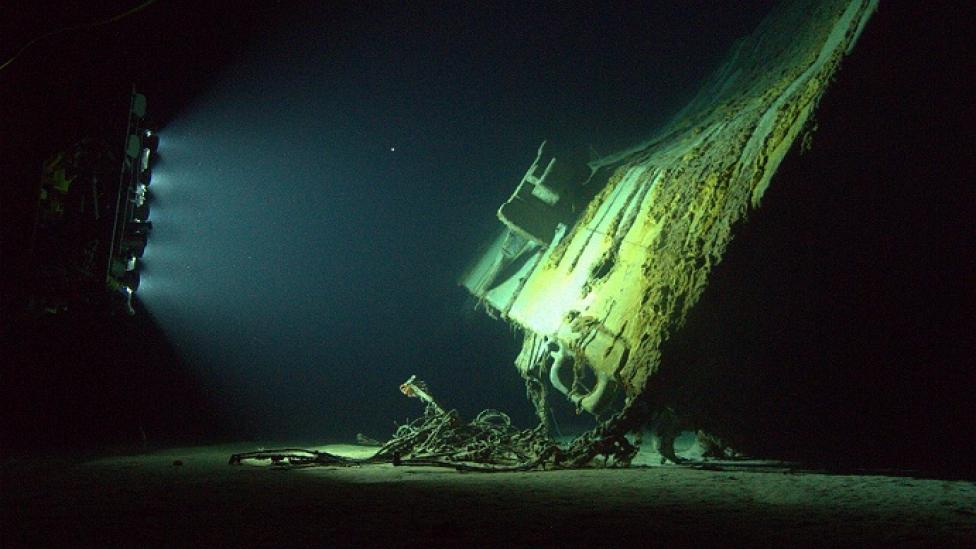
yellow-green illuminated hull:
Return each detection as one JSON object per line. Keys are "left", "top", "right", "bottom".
{"left": 462, "top": 0, "right": 878, "bottom": 413}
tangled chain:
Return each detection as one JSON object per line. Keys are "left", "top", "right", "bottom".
{"left": 230, "top": 376, "right": 641, "bottom": 472}
{"left": 369, "top": 405, "right": 560, "bottom": 471}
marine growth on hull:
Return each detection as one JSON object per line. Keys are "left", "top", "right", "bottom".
{"left": 460, "top": 0, "right": 878, "bottom": 451}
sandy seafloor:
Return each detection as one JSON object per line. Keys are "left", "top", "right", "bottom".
{"left": 3, "top": 437, "right": 974, "bottom": 548}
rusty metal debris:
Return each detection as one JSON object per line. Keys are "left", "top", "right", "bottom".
{"left": 230, "top": 375, "right": 637, "bottom": 471}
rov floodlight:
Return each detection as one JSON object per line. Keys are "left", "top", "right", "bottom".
{"left": 127, "top": 219, "right": 152, "bottom": 235}
{"left": 122, "top": 269, "right": 141, "bottom": 291}
{"left": 138, "top": 165, "right": 153, "bottom": 187}
{"left": 121, "top": 285, "right": 136, "bottom": 316}
{"left": 132, "top": 183, "right": 150, "bottom": 221}
{"left": 137, "top": 140, "right": 155, "bottom": 186}
{"left": 139, "top": 146, "right": 151, "bottom": 173}
{"left": 142, "top": 129, "right": 159, "bottom": 154}
{"left": 110, "top": 252, "right": 139, "bottom": 276}
{"left": 134, "top": 182, "right": 147, "bottom": 205}
{"left": 133, "top": 202, "right": 150, "bottom": 222}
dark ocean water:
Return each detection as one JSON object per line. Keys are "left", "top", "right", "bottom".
{"left": 4, "top": 2, "right": 970, "bottom": 472}
{"left": 127, "top": 2, "right": 775, "bottom": 442}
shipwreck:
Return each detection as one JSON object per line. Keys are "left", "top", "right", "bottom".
{"left": 234, "top": 0, "right": 881, "bottom": 470}
{"left": 460, "top": 0, "right": 879, "bottom": 453}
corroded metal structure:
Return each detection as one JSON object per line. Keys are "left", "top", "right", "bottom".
{"left": 462, "top": 0, "right": 878, "bottom": 415}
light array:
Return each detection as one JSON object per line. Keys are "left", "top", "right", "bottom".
{"left": 107, "top": 90, "right": 158, "bottom": 315}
